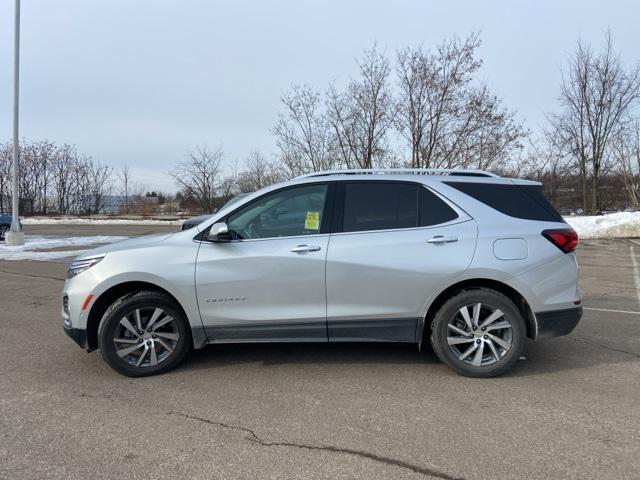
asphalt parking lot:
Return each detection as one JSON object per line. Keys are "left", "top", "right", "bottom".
{"left": 1, "top": 225, "right": 639, "bottom": 479}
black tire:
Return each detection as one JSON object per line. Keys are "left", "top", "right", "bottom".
{"left": 98, "top": 291, "right": 192, "bottom": 377}
{"left": 0, "top": 224, "right": 9, "bottom": 241}
{"left": 430, "top": 288, "right": 526, "bottom": 378}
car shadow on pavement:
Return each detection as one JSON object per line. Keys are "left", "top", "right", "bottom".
{"left": 181, "top": 342, "right": 440, "bottom": 372}
{"left": 514, "top": 336, "right": 640, "bottom": 377}
{"left": 176, "top": 336, "right": 638, "bottom": 377}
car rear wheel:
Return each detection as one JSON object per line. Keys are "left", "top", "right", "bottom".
{"left": 430, "top": 288, "right": 526, "bottom": 378}
{"left": 98, "top": 291, "right": 192, "bottom": 377}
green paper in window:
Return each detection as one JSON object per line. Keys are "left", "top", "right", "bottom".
{"left": 305, "top": 211, "right": 320, "bottom": 230}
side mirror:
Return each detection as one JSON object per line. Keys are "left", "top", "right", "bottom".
{"left": 207, "top": 222, "right": 230, "bottom": 242}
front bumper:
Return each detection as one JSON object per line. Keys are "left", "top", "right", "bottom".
{"left": 534, "top": 306, "right": 582, "bottom": 339}
{"left": 63, "top": 323, "right": 89, "bottom": 349}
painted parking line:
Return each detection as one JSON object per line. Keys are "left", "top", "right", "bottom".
{"left": 584, "top": 306, "right": 640, "bottom": 315}
{"left": 630, "top": 245, "right": 640, "bottom": 308}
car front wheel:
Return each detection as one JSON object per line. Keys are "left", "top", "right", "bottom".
{"left": 98, "top": 291, "right": 192, "bottom": 377}
{"left": 430, "top": 288, "right": 526, "bottom": 378}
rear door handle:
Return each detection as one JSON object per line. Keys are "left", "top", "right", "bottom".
{"left": 427, "top": 235, "right": 458, "bottom": 244}
{"left": 290, "top": 245, "right": 322, "bottom": 253}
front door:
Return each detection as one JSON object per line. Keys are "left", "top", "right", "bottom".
{"left": 195, "top": 183, "right": 332, "bottom": 342}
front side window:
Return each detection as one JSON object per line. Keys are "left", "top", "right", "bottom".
{"left": 226, "top": 184, "right": 328, "bottom": 240}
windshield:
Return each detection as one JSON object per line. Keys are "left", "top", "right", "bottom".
{"left": 220, "top": 193, "right": 250, "bottom": 210}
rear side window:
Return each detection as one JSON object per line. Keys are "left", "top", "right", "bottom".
{"left": 343, "top": 183, "right": 416, "bottom": 232}
{"left": 444, "top": 182, "right": 563, "bottom": 222}
{"left": 341, "top": 182, "right": 459, "bottom": 233}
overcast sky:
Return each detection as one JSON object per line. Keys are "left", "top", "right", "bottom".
{"left": 0, "top": 0, "right": 638, "bottom": 192}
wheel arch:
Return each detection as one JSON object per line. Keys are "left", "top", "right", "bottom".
{"left": 85, "top": 281, "right": 200, "bottom": 351}
{"left": 418, "top": 278, "right": 537, "bottom": 345}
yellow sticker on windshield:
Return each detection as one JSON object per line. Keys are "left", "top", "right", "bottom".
{"left": 305, "top": 211, "right": 320, "bottom": 230}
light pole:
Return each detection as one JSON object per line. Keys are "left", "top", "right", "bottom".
{"left": 6, "top": 0, "right": 24, "bottom": 246}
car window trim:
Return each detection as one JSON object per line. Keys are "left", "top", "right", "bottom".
{"left": 330, "top": 219, "right": 473, "bottom": 237}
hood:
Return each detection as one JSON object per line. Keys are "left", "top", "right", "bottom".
{"left": 183, "top": 214, "right": 213, "bottom": 226}
{"left": 76, "top": 232, "right": 174, "bottom": 259}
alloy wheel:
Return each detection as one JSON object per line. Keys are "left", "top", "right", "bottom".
{"left": 113, "top": 307, "right": 180, "bottom": 368}
{"left": 446, "top": 303, "right": 513, "bottom": 367}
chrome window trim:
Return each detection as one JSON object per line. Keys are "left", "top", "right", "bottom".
{"left": 329, "top": 218, "right": 473, "bottom": 237}
{"left": 197, "top": 180, "right": 473, "bottom": 242}
{"left": 196, "top": 232, "right": 331, "bottom": 244}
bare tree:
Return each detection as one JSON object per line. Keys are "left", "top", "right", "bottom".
{"left": 520, "top": 131, "right": 576, "bottom": 204}
{"left": 86, "top": 159, "right": 113, "bottom": 214}
{"left": 396, "top": 34, "right": 524, "bottom": 170}
{"left": 50, "top": 144, "right": 81, "bottom": 214}
{"left": 272, "top": 85, "right": 334, "bottom": 176}
{"left": 237, "top": 150, "right": 281, "bottom": 192}
{"left": 552, "top": 31, "right": 640, "bottom": 214}
{"left": 395, "top": 46, "right": 431, "bottom": 167}
{"left": 459, "top": 86, "right": 526, "bottom": 170}
{"left": 117, "top": 162, "right": 132, "bottom": 214}
{"left": 327, "top": 45, "right": 395, "bottom": 168}
{"left": 19, "top": 140, "right": 57, "bottom": 214}
{"left": 170, "top": 145, "right": 225, "bottom": 212}
{"left": 0, "top": 142, "right": 13, "bottom": 212}
{"left": 18, "top": 143, "right": 38, "bottom": 215}
{"left": 612, "top": 119, "right": 640, "bottom": 208}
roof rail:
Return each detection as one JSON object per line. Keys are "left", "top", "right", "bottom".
{"left": 295, "top": 168, "right": 499, "bottom": 179}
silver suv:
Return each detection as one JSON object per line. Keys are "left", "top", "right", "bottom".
{"left": 62, "top": 169, "right": 582, "bottom": 378}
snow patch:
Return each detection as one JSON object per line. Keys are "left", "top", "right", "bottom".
{"left": 565, "top": 212, "right": 640, "bottom": 239}
{"left": 22, "top": 217, "right": 182, "bottom": 226}
{"left": 0, "top": 235, "right": 128, "bottom": 261}
{"left": 0, "top": 250, "right": 91, "bottom": 261}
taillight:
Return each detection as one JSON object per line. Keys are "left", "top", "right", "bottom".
{"left": 542, "top": 228, "right": 579, "bottom": 253}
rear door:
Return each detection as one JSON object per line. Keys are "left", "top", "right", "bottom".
{"left": 326, "top": 180, "right": 477, "bottom": 342}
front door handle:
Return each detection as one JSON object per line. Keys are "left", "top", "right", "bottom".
{"left": 290, "top": 244, "right": 322, "bottom": 253}
{"left": 427, "top": 235, "right": 458, "bottom": 244}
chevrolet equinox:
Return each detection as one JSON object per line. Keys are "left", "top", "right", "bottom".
{"left": 62, "top": 169, "right": 582, "bottom": 377}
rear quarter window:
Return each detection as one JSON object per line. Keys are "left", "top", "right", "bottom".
{"left": 419, "top": 187, "right": 459, "bottom": 226}
{"left": 444, "top": 182, "right": 563, "bottom": 222}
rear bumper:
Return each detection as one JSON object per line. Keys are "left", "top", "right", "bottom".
{"left": 534, "top": 306, "right": 582, "bottom": 339}
{"left": 63, "top": 324, "right": 88, "bottom": 349}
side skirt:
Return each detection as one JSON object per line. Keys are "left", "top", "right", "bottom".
{"left": 203, "top": 322, "right": 328, "bottom": 344}
{"left": 192, "top": 318, "right": 420, "bottom": 347}
{"left": 328, "top": 318, "right": 418, "bottom": 343}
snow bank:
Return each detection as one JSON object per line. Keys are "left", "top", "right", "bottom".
{"left": 566, "top": 212, "right": 640, "bottom": 239}
{"left": 22, "top": 217, "right": 182, "bottom": 226}
{"left": 0, "top": 235, "right": 128, "bottom": 261}
{"left": 1, "top": 235, "right": 128, "bottom": 250}
{"left": 0, "top": 250, "right": 95, "bottom": 261}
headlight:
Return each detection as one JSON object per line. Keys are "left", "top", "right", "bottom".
{"left": 67, "top": 255, "right": 105, "bottom": 279}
